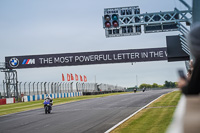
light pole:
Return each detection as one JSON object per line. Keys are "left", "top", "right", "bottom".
{"left": 24, "top": 82, "right": 27, "bottom": 95}
{"left": 37, "top": 82, "right": 39, "bottom": 95}
{"left": 40, "top": 82, "right": 43, "bottom": 95}
{"left": 33, "top": 82, "right": 35, "bottom": 95}
{"left": 19, "top": 82, "right": 22, "bottom": 96}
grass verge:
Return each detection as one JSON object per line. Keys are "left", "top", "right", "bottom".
{"left": 111, "top": 91, "right": 181, "bottom": 133}
{"left": 0, "top": 92, "right": 130, "bottom": 116}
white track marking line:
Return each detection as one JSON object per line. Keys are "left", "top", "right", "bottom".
{"left": 105, "top": 94, "right": 166, "bottom": 133}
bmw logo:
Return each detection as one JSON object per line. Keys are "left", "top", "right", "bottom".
{"left": 9, "top": 58, "right": 19, "bottom": 67}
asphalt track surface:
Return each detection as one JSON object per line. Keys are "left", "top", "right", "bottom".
{"left": 0, "top": 89, "right": 173, "bottom": 133}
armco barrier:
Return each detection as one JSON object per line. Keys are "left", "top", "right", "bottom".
{"left": 6, "top": 98, "right": 15, "bottom": 104}
{"left": 0, "top": 99, "right": 6, "bottom": 105}
{"left": 0, "top": 98, "right": 15, "bottom": 105}
{"left": 22, "top": 92, "right": 82, "bottom": 102}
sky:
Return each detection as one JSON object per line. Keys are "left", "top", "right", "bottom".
{"left": 0, "top": 0, "right": 192, "bottom": 88}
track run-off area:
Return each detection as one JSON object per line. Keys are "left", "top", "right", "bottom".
{"left": 0, "top": 89, "right": 174, "bottom": 133}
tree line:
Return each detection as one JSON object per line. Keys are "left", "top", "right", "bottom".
{"left": 128, "top": 81, "right": 177, "bottom": 90}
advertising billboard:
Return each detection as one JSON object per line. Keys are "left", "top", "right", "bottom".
{"left": 5, "top": 47, "right": 167, "bottom": 69}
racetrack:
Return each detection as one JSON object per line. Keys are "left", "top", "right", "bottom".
{"left": 0, "top": 89, "right": 174, "bottom": 133}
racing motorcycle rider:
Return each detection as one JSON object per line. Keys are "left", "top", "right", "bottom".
{"left": 44, "top": 95, "right": 53, "bottom": 110}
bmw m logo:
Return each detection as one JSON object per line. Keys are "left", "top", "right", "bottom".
{"left": 9, "top": 58, "right": 19, "bottom": 67}
{"left": 22, "top": 59, "right": 35, "bottom": 65}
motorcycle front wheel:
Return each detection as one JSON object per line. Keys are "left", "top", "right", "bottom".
{"left": 45, "top": 106, "right": 48, "bottom": 114}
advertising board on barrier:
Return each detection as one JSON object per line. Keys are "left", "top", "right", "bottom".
{"left": 5, "top": 47, "right": 167, "bottom": 69}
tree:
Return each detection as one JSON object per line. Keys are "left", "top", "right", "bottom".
{"left": 139, "top": 83, "right": 147, "bottom": 89}
{"left": 138, "top": 81, "right": 176, "bottom": 89}
{"left": 158, "top": 85, "right": 164, "bottom": 88}
{"left": 163, "top": 81, "right": 177, "bottom": 88}
{"left": 152, "top": 83, "right": 159, "bottom": 88}
{"left": 164, "top": 81, "right": 171, "bottom": 88}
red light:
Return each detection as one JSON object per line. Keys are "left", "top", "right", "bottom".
{"left": 112, "top": 21, "right": 118, "bottom": 27}
{"left": 105, "top": 22, "right": 111, "bottom": 28}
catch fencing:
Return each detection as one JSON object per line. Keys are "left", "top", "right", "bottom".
{"left": 0, "top": 82, "right": 126, "bottom": 99}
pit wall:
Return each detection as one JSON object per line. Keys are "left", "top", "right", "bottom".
{"left": 22, "top": 92, "right": 83, "bottom": 102}
{"left": 0, "top": 92, "right": 82, "bottom": 105}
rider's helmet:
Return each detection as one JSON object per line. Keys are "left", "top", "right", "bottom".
{"left": 46, "top": 95, "right": 51, "bottom": 99}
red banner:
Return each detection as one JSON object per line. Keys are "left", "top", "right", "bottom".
{"left": 67, "top": 74, "right": 70, "bottom": 81}
{"left": 75, "top": 74, "right": 79, "bottom": 81}
{"left": 71, "top": 73, "right": 74, "bottom": 80}
{"left": 80, "top": 75, "right": 83, "bottom": 81}
{"left": 63, "top": 73, "right": 87, "bottom": 82}
{"left": 84, "top": 75, "right": 87, "bottom": 82}
{"left": 62, "top": 73, "right": 65, "bottom": 81}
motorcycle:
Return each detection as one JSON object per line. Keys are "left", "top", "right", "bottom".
{"left": 43, "top": 99, "right": 52, "bottom": 114}
{"left": 142, "top": 87, "right": 146, "bottom": 92}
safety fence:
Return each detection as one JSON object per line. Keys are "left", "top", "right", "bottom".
{"left": 0, "top": 82, "right": 126, "bottom": 99}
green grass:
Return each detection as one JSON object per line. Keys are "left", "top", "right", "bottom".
{"left": 0, "top": 92, "right": 130, "bottom": 116}
{"left": 111, "top": 91, "right": 181, "bottom": 133}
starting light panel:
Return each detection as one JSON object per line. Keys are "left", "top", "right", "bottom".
{"left": 103, "top": 6, "right": 141, "bottom": 38}
{"left": 102, "top": 5, "right": 191, "bottom": 38}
